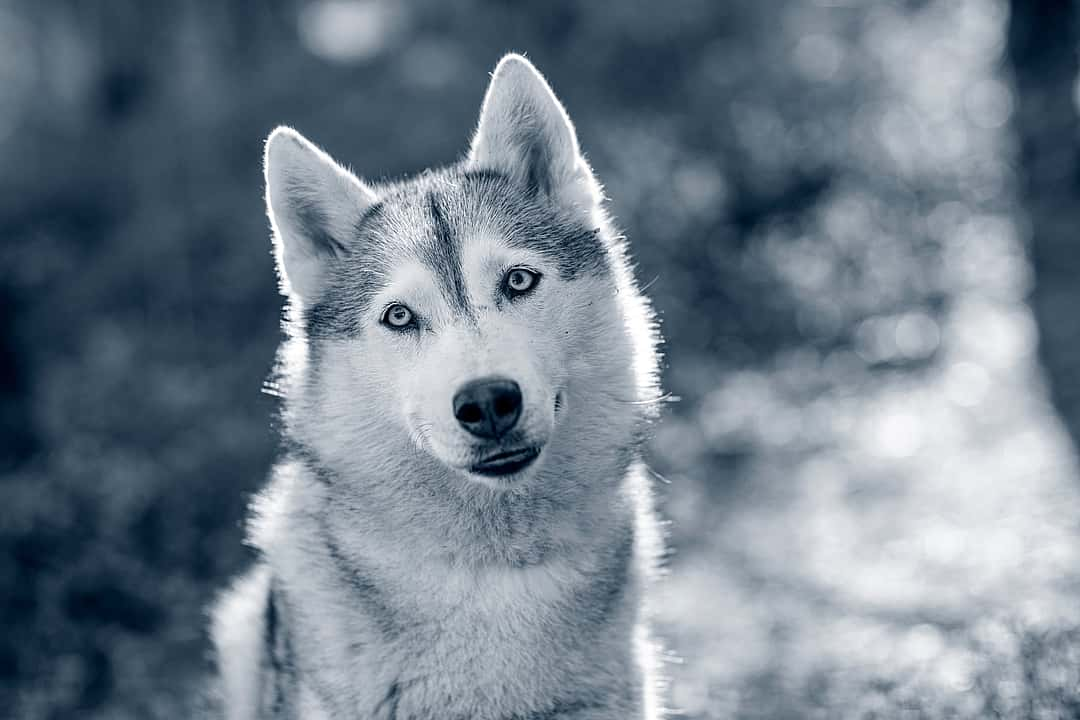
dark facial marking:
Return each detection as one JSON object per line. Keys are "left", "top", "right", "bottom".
{"left": 423, "top": 192, "right": 473, "bottom": 317}
{"left": 518, "top": 224, "right": 605, "bottom": 280}
{"left": 301, "top": 203, "right": 392, "bottom": 339}
{"left": 295, "top": 166, "right": 607, "bottom": 341}
{"left": 459, "top": 171, "right": 607, "bottom": 280}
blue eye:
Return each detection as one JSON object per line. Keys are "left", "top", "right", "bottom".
{"left": 504, "top": 267, "right": 541, "bottom": 297}
{"left": 381, "top": 303, "right": 415, "bottom": 329}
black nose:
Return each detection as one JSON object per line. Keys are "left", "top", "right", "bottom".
{"left": 453, "top": 377, "right": 523, "bottom": 439}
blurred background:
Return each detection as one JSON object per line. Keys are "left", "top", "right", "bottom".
{"left": 3, "top": 0, "right": 1080, "bottom": 717}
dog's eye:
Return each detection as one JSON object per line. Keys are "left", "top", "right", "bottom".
{"left": 381, "top": 303, "right": 415, "bottom": 329}
{"left": 503, "top": 268, "right": 541, "bottom": 298}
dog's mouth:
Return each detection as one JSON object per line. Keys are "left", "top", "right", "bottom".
{"left": 469, "top": 446, "right": 542, "bottom": 477}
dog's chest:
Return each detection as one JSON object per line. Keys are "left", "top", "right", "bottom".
{"left": 292, "top": 555, "right": 609, "bottom": 718}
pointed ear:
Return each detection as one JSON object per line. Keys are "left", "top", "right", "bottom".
{"left": 264, "top": 126, "right": 378, "bottom": 299}
{"left": 467, "top": 54, "right": 601, "bottom": 219}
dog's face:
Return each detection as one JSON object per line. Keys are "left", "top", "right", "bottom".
{"left": 360, "top": 222, "right": 581, "bottom": 487}
{"left": 314, "top": 178, "right": 614, "bottom": 490}
{"left": 265, "top": 56, "right": 657, "bottom": 491}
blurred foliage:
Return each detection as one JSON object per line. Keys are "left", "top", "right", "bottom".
{"left": 2, "top": 0, "right": 1080, "bottom": 718}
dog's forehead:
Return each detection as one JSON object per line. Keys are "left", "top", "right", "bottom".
{"left": 306, "top": 169, "right": 608, "bottom": 337}
{"left": 376, "top": 169, "right": 607, "bottom": 283}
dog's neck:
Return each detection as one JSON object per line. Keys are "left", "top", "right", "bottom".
{"left": 277, "top": 436, "right": 634, "bottom": 573}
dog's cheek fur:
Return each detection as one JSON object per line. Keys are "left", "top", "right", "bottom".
{"left": 533, "top": 273, "right": 644, "bottom": 484}
{"left": 290, "top": 333, "right": 418, "bottom": 482}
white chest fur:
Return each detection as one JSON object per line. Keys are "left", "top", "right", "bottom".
{"left": 283, "top": 536, "right": 638, "bottom": 718}
{"left": 238, "top": 459, "right": 651, "bottom": 719}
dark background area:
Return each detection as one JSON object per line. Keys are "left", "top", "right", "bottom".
{"left": 3, "top": 1, "right": 1080, "bottom": 718}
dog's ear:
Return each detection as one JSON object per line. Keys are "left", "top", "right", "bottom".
{"left": 468, "top": 54, "right": 602, "bottom": 220}
{"left": 264, "top": 126, "right": 378, "bottom": 299}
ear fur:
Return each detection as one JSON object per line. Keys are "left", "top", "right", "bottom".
{"left": 264, "top": 126, "right": 378, "bottom": 299}
{"left": 468, "top": 54, "right": 602, "bottom": 220}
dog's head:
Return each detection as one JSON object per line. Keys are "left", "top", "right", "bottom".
{"left": 265, "top": 55, "right": 659, "bottom": 492}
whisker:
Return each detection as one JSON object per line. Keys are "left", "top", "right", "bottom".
{"left": 611, "top": 392, "right": 681, "bottom": 406}
{"left": 639, "top": 274, "right": 662, "bottom": 293}
{"left": 408, "top": 419, "right": 435, "bottom": 449}
{"left": 647, "top": 466, "right": 672, "bottom": 484}
{"left": 261, "top": 381, "right": 285, "bottom": 399}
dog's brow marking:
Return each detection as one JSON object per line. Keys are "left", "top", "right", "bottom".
{"left": 458, "top": 170, "right": 607, "bottom": 280}
{"left": 424, "top": 192, "right": 473, "bottom": 318}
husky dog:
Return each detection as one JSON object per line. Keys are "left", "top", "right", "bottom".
{"left": 211, "top": 54, "right": 666, "bottom": 719}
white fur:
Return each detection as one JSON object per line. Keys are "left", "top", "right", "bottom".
{"left": 211, "top": 565, "right": 272, "bottom": 720}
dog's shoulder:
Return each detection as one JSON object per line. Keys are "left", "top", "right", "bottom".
{"left": 211, "top": 459, "right": 326, "bottom": 719}
{"left": 210, "top": 562, "right": 273, "bottom": 720}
